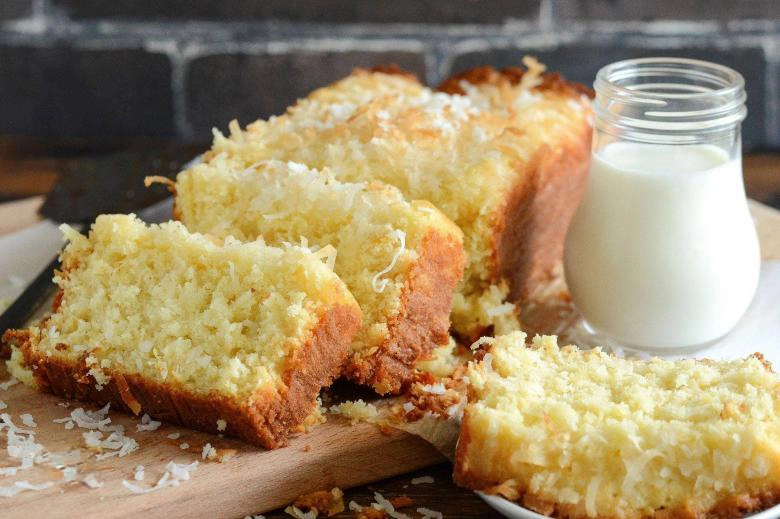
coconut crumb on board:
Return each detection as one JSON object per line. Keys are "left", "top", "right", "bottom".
{"left": 0, "top": 378, "right": 19, "bottom": 390}
{"left": 216, "top": 419, "right": 227, "bottom": 431}
{"left": 389, "top": 496, "right": 413, "bottom": 509}
{"left": 217, "top": 448, "right": 237, "bottom": 463}
{"left": 202, "top": 443, "right": 217, "bottom": 461}
{"left": 82, "top": 473, "right": 103, "bottom": 489}
{"left": 19, "top": 414, "right": 36, "bottom": 428}
{"left": 61, "top": 467, "right": 77, "bottom": 481}
{"left": 122, "top": 461, "right": 198, "bottom": 494}
{"left": 179, "top": 442, "right": 190, "bottom": 450}
{"left": 346, "top": 492, "right": 417, "bottom": 519}
{"left": 167, "top": 432, "right": 181, "bottom": 440}
{"left": 0, "top": 410, "right": 82, "bottom": 495}
{"left": 0, "top": 480, "right": 53, "bottom": 497}
{"left": 134, "top": 465, "right": 145, "bottom": 481}
{"left": 289, "top": 487, "right": 345, "bottom": 517}
{"left": 411, "top": 476, "right": 434, "bottom": 485}
{"left": 136, "top": 414, "right": 161, "bottom": 432}
{"left": 243, "top": 515, "right": 266, "bottom": 519}
{"left": 417, "top": 507, "right": 443, "bottom": 519}
{"left": 285, "top": 505, "right": 317, "bottom": 519}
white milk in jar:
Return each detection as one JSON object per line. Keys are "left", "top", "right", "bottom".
{"left": 565, "top": 143, "right": 760, "bottom": 349}
{"left": 564, "top": 58, "right": 760, "bottom": 352}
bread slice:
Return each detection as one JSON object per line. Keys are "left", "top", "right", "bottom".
{"left": 200, "top": 59, "right": 592, "bottom": 341}
{"left": 172, "top": 158, "right": 465, "bottom": 394}
{"left": 2, "top": 214, "right": 361, "bottom": 448}
{"left": 455, "top": 332, "right": 780, "bottom": 518}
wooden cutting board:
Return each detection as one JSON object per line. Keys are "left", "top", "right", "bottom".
{"left": 1, "top": 197, "right": 779, "bottom": 519}
{"left": 0, "top": 372, "right": 443, "bottom": 518}
{"left": 0, "top": 196, "right": 444, "bottom": 518}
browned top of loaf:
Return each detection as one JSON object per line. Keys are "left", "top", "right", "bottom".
{"left": 3, "top": 301, "right": 361, "bottom": 449}
{"left": 438, "top": 65, "right": 594, "bottom": 98}
{"left": 366, "top": 63, "right": 421, "bottom": 82}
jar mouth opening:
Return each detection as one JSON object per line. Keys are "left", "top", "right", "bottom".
{"left": 596, "top": 57, "right": 745, "bottom": 101}
{"left": 594, "top": 57, "right": 747, "bottom": 135}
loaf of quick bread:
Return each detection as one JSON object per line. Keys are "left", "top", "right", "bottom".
{"left": 172, "top": 158, "right": 465, "bottom": 394}
{"left": 2, "top": 214, "right": 362, "bottom": 449}
{"left": 195, "top": 58, "right": 592, "bottom": 340}
{"left": 455, "top": 332, "right": 780, "bottom": 518}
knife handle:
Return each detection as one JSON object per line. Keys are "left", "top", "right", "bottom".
{"left": 0, "top": 253, "right": 60, "bottom": 339}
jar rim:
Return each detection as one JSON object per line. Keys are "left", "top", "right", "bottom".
{"left": 596, "top": 57, "right": 745, "bottom": 101}
{"left": 593, "top": 57, "right": 747, "bottom": 139}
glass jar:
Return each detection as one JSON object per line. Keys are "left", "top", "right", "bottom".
{"left": 564, "top": 57, "right": 760, "bottom": 353}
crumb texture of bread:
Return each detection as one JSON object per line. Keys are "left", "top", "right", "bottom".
{"left": 455, "top": 332, "right": 780, "bottom": 519}
{"left": 197, "top": 61, "right": 592, "bottom": 338}
{"left": 3, "top": 214, "right": 361, "bottom": 448}
{"left": 174, "top": 159, "right": 465, "bottom": 394}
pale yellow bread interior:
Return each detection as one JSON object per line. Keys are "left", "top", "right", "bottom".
{"left": 196, "top": 65, "right": 591, "bottom": 337}
{"left": 457, "top": 332, "right": 780, "bottom": 518}
{"left": 7, "top": 214, "right": 359, "bottom": 400}
{"left": 173, "top": 158, "right": 464, "bottom": 391}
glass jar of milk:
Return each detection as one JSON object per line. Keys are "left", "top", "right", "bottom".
{"left": 564, "top": 58, "right": 760, "bottom": 353}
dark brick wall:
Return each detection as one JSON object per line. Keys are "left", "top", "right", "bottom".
{"left": 1, "top": 0, "right": 778, "bottom": 150}
{"left": 51, "top": 0, "right": 542, "bottom": 24}
{"left": 186, "top": 50, "right": 426, "bottom": 135}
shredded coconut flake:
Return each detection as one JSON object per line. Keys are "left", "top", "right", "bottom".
{"left": 202, "top": 443, "right": 217, "bottom": 460}
{"left": 167, "top": 432, "right": 181, "bottom": 440}
{"left": 0, "top": 378, "right": 19, "bottom": 390}
{"left": 122, "top": 461, "right": 198, "bottom": 494}
{"left": 83, "top": 473, "right": 103, "bottom": 489}
{"left": 19, "top": 414, "right": 36, "bottom": 428}
{"left": 419, "top": 383, "right": 446, "bottom": 395}
{"left": 62, "top": 466, "right": 78, "bottom": 481}
{"left": 134, "top": 465, "right": 145, "bottom": 481}
{"left": 136, "top": 414, "right": 161, "bottom": 432}
{"left": 371, "top": 492, "right": 412, "bottom": 519}
{"left": 179, "top": 443, "right": 190, "bottom": 450}
{"left": 411, "top": 475, "right": 435, "bottom": 485}
{"left": 469, "top": 336, "right": 495, "bottom": 351}
{"left": 371, "top": 229, "right": 406, "bottom": 292}
{"left": 0, "top": 401, "right": 6, "bottom": 410}
{"left": 0, "top": 480, "right": 53, "bottom": 498}
{"left": 216, "top": 419, "right": 227, "bottom": 432}
{"left": 284, "top": 505, "right": 318, "bottom": 519}
{"left": 418, "top": 507, "right": 443, "bottom": 519}
{"left": 311, "top": 244, "right": 338, "bottom": 271}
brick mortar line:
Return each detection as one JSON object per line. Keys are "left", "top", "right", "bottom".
{"left": 2, "top": 13, "right": 780, "bottom": 42}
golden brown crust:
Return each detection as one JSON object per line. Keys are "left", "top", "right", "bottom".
{"left": 364, "top": 64, "right": 420, "bottom": 82}
{"left": 4, "top": 302, "right": 361, "bottom": 449}
{"left": 493, "top": 127, "right": 592, "bottom": 304}
{"left": 437, "top": 65, "right": 594, "bottom": 99}
{"left": 436, "top": 64, "right": 593, "bottom": 341}
{"left": 343, "top": 229, "right": 465, "bottom": 395}
{"left": 454, "top": 411, "right": 780, "bottom": 519}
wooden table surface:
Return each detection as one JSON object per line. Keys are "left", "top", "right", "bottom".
{"left": 1, "top": 138, "right": 778, "bottom": 519}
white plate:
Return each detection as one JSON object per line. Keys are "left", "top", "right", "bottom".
{"left": 479, "top": 491, "right": 780, "bottom": 519}
{"left": 479, "top": 261, "right": 780, "bottom": 519}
